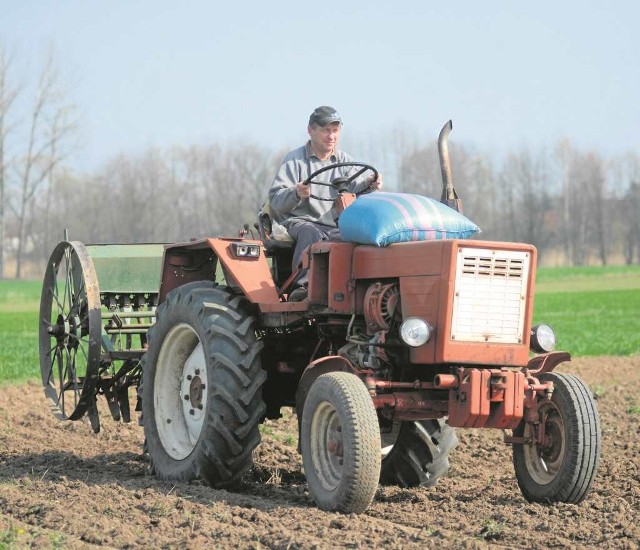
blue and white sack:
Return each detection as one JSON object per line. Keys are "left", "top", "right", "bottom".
{"left": 338, "top": 192, "right": 480, "bottom": 246}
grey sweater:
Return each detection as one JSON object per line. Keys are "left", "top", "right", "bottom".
{"left": 268, "top": 141, "right": 369, "bottom": 228}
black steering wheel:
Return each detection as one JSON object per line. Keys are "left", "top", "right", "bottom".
{"left": 303, "top": 162, "right": 378, "bottom": 201}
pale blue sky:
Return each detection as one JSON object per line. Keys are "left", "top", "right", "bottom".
{"left": 1, "top": 1, "right": 638, "bottom": 171}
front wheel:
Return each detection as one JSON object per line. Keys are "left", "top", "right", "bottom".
{"left": 301, "top": 372, "right": 381, "bottom": 513}
{"left": 512, "top": 372, "right": 601, "bottom": 503}
{"left": 142, "top": 282, "right": 266, "bottom": 489}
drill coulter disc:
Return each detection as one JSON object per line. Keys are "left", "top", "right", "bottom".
{"left": 39, "top": 241, "right": 102, "bottom": 421}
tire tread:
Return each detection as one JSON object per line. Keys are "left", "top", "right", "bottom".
{"left": 142, "top": 283, "right": 265, "bottom": 490}
{"left": 380, "top": 418, "right": 457, "bottom": 488}
{"left": 512, "top": 372, "right": 601, "bottom": 504}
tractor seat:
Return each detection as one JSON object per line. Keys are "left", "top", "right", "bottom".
{"left": 256, "top": 211, "right": 295, "bottom": 286}
{"left": 257, "top": 211, "right": 295, "bottom": 252}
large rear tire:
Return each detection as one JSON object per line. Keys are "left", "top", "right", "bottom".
{"left": 380, "top": 419, "right": 457, "bottom": 488}
{"left": 512, "top": 372, "right": 601, "bottom": 503}
{"left": 142, "top": 282, "right": 266, "bottom": 489}
{"left": 301, "top": 372, "right": 381, "bottom": 513}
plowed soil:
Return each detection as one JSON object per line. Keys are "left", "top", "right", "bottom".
{"left": 1, "top": 356, "right": 639, "bottom": 549}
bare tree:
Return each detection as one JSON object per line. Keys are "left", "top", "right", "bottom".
{"left": 496, "top": 148, "right": 555, "bottom": 260}
{"left": 221, "top": 143, "right": 277, "bottom": 233}
{"left": 609, "top": 152, "right": 640, "bottom": 263}
{"left": 32, "top": 167, "right": 85, "bottom": 258}
{"left": 0, "top": 47, "right": 18, "bottom": 279}
{"left": 343, "top": 123, "right": 420, "bottom": 190}
{"left": 398, "top": 142, "right": 441, "bottom": 197}
{"left": 555, "top": 143, "right": 611, "bottom": 265}
{"left": 82, "top": 149, "right": 176, "bottom": 244}
{"left": 622, "top": 183, "right": 640, "bottom": 264}
{"left": 8, "top": 48, "right": 75, "bottom": 278}
{"left": 554, "top": 139, "right": 573, "bottom": 264}
{"left": 52, "top": 141, "right": 277, "bottom": 250}
{"left": 398, "top": 141, "right": 497, "bottom": 239}
{"left": 174, "top": 142, "right": 274, "bottom": 240}
{"left": 448, "top": 147, "right": 497, "bottom": 240}
{"left": 583, "top": 152, "right": 608, "bottom": 265}
{"left": 555, "top": 141, "right": 589, "bottom": 265}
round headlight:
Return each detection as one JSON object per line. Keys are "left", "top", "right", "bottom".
{"left": 399, "top": 317, "right": 431, "bottom": 347}
{"left": 530, "top": 324, "right": 556, "bottom": 353}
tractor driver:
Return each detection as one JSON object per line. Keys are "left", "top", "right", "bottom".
{"left": 268, "top": 106, "right": 382, "bottom": 296}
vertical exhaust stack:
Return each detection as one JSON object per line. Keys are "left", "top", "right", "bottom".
{"left": 438, "top": 120, "right": 463, "bottom": 213}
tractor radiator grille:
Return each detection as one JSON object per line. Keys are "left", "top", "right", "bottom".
{"left": 450, "top": 247, "right": 531, "bottom": 344}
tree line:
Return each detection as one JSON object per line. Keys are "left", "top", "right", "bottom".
{"left": 1, "top": 48, "right": 639, "bottom": 279}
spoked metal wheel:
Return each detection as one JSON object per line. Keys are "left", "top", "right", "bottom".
{"left": 39, "top": 241, "right": 102, "bottom": 420}
{"left": 301, "top": 372, "right": 381, "bottom": 513}
{"left": 513, "top": 372, "right": 601, "bottom": 504}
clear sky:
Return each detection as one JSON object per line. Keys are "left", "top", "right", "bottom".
{"left": 1, "top": 1, "right": 638, "bottom": 172}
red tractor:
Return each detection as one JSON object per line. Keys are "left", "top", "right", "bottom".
{"left": 39, "top": 121, "right": 601, "bottom": 514}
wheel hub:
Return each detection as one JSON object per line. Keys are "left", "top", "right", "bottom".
{"left": 47, "top": 314, "right": 68, "bottom": 340}
{"left": 188, "top": 375, "right": 204, "bottom": 409}
{"left": 181, "top": 360, "right": 207, "bottom": 424}
{"left": 181, "top": 356, "right": 206, "bottom": 435}
{"left": 48, "top": 314, "right": 82, "bottom": 346}
{"left": 310, "top": 402, "right": 345, "bottom": 491}
{"left": 327, "top": 436, "right": 343, "bottom": 456}
{"left": 522, "top": 402, "right": 566, "bottom": 484}
{"left": 539, "top": 418, "right": 563, "bottom": 463}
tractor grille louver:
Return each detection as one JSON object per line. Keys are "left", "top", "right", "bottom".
{"left": 450, "top": 248, "right": 531, "bottom": 344}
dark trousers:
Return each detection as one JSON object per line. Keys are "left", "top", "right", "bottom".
{"left": 287, "top": 221, "right": 340, "bottom": 285}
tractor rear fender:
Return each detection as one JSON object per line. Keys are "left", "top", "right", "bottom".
{"left": 159, "top": 238, "right": 280, "bottom": 304}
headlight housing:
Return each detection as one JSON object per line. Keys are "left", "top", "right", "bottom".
{"left": 231, "top": 242, "right": 261, "bottom": 258}
{"left": 399, "top": 317, "right": 431, "bottom": 347}
{"left": 530, "top": 324, "right": 556, "bottom": 353}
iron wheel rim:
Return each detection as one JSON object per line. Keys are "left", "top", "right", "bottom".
{"left": 154, "top": 323, "right": 208, "bottom": 460}
{"left": 39, "top": 241, "right": 101, "bottom": 420}
{"left": 522, "top": 401, "right": 566, "bottom": 485}
{"left": 309, "top": 400, "right": 344, "bottom": 491}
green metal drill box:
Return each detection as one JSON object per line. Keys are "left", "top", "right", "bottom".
{"left": 85, "top": 243, "right": 165, "bottom": 294}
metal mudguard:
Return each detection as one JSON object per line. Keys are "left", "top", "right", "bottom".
{"left": 158, "top": 238, "right": 280, "bottom": 305}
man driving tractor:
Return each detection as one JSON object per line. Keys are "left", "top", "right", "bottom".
{"left": 268, "top": 106, "right": 383, "bottom": 298}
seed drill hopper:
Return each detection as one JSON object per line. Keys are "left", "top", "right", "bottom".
{"left": 39, "top": 241, "right": 164, "bottom": 432}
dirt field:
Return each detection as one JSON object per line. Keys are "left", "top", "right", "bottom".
{"left": 1, "top": 356, "right": 639, "bottom": 549}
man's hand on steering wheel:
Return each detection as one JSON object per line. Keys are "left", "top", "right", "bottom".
{"left": 299, "top": 162, "right": 381, "bottom": 201}
{"left": 295, "top": 181, "right": 311, "bottom": 199}
{"left": 367, "top": 173, "right": 383, "bottom": 192}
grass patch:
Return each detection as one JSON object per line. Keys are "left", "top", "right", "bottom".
{"left": 0, "top": 281, "right": 41, "bottom": 383}
{"left": 591, "top": 385, "right": 606, "bottom": 399}
{"left": 0, "top": 279, "right": 42, "bottom": 311}
{"left": 533, "top": 289, "right": 640, "bottom": 356}
{"left": 1, "top": 524, "right": 23, "bottom": 547}
{"left": 479, "top": 519, "right": 505, "bottom": 541}
{"left": 536, "top": 264, "right": 640, "bottom": 293}
{"left": 534, "top": 265, "right": 640, "bottom": 356}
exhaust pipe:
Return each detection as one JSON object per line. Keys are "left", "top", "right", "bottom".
{"left": 438, "top": 120, "right": 463, "bottom": 213}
